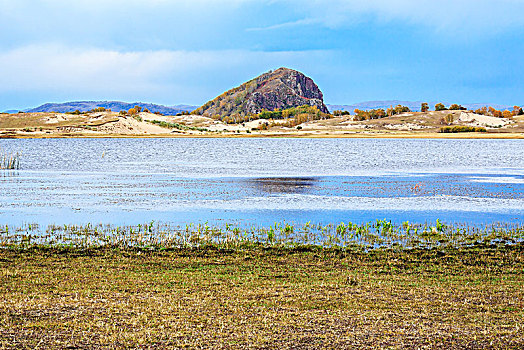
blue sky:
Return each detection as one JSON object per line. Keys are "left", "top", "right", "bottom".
{"left": 1, "top": 0, "right": 524, "bottom": 110}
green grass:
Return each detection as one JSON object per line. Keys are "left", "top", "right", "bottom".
{"left": 148, "top": 119, "right": 210, "bottom": 132}
{"left": 1, "top": 220, "right": 522, "bottom": 251}
{"left": 440, "top": 125, "right": 487, "bottom": 133}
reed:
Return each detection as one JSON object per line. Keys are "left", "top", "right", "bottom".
{"left": 1, "top": 219, "right": 522, "bottom": 251}
{"left": 0, "top": 148, "right": 20, "bottom": 170}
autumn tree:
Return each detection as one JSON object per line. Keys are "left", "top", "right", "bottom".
{"left": 475, "top": 106, "right": 488, "bottom": 115}
{"left": 435, "top": 103, "right": 447, "bottom": 111}
{"left": 502, "top": 110, "right": 513, "bottom": 119}
{"left": 449, "top": 104, "right": 465, "bottom": 111}
{"left": 421, "top": 103, "right": 429, "bottom": 112}
{"left": 394, "top": 105, "right": 410, "bottom": 114}
{"left": 127, "top": 108, "right": 137, "bottom": 115}
{"left": 512, "top": 106, "right": 524, "bottom": 116}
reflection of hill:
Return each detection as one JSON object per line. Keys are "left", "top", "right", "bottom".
{"left": 247, "top": 177, "right": 317, "bottom": 194}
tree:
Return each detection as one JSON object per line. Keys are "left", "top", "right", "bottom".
{"left": 512, "top": 106, "right": 524, "bottom": 116}
{"left": 394, "top": 105, "right": 410, "bottom": 114}
{"left": 421, "top": 103, "right": 429, "bottom": 112}
{"left": 435, "top": 103, "right": 447, "bottom": 111}
{"left": 502, "top": 110, "right": 513, "bottom": 119}
{"left": 475, "top": 106, "right": 488, "bottom": 115}
{"left": 374, "top": 109, "right": 386, "bottom": 118}
{"left": 127, "top": 108, "right": 137, "bottom": 115}
{"left": 134, "top": 105, "right": 142, "bottom": 113}
{"left": 444, "top": 114, "right": 454, "bottom": 125}
{"left": 449, "top": 104, "right": 465, "bottom": 111}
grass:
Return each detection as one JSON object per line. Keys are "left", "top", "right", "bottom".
{"left": 148, "top": 119, "right": 211, "bottom": 132}
{"left": 440, "top": 126, "right": 487, "bottom": 133}
{"left": 0, "top": 242, "right": 522, "bottom": 348}
{"left": 0, "top": 221, "right": 523, "bottom": 347}
{"left": 0, "top": 149, "right": 20, "bottom": 170}
{"left": 1, "top": 220, "right": 522, "bottom": 251}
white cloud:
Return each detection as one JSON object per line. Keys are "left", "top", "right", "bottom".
{"left": 257, "top": 0, "right": 524, "bottom": 35}
{"left": 0, "top": 44, "right": 331, "bottom": 102}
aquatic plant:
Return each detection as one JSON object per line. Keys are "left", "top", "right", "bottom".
{"left": 0, "top": 148, "right": 20, "bottom": 170}
{"left": 1, "top": 220, "right": 522, "bottom": 251}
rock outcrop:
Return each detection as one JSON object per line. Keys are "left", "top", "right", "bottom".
{"left": 193, "top": 68, "right": 329, "bottom": 118}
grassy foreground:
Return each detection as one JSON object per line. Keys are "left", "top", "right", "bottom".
{"left": 1, "top": 243, "right": 523, "bottom": 349}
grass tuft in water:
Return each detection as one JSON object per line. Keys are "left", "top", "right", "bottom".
{"left": 0, "top": 148, "right": 20, "bottom": 170}
{"left": 1, "top": 220, "right": 522, "bottom": 251}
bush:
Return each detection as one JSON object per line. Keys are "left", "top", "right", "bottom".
{"left": 439, "top": 126, "right": 487, "bottom": 133}
{"left": 89, "top": 107, "right": 106, "bottom": 113}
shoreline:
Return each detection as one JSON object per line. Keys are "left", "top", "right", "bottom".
{"left": 2, "top": 131, "right": 524, "bottom": 139}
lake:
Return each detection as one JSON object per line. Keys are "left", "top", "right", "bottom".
{"left": 1, "top": 138, "right": 524, "bottom": 227}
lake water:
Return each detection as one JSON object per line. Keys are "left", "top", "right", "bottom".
{"left": 1, "top": 138, "right": 524, "bottom": 227}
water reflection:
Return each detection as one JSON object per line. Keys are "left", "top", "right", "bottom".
{"left": 246, "top": 177, "right": 318, "bottom": 194}
{"left": 0, "top": 170, "right": 19, "bottom": 178}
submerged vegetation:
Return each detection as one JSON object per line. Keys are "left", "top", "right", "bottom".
{"left": 0, "top": 149, "right": 20, "bottom": 170}
{"left": 1, "top": 219, "right": 522, "bottom": 250}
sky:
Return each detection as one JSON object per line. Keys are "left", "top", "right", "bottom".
{"left": 1, "top": 0, "right": 524, "bottom": 111}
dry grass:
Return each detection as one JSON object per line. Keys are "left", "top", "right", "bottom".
{"left": 1, "top": 245, "right": 522, "bottom": 349}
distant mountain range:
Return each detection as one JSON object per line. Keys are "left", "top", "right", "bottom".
{"left": 3, "top": 100, "right": 522, "bottom": 115}
{"left": 10, "top": 101, "right": 197, "bottom": 114}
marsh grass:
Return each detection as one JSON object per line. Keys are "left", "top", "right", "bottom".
{"left": 1, "top": 239, "right": 522, "bottom": 348}
{"left": 1, "top": 219, "right": 523, "bottom": 251}
{"left": 0, "top": 148, "right": 20, "bottom": 170}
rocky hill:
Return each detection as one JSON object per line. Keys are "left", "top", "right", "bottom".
{"left": 193, "top": 68, "right": 329, "bottom": 119}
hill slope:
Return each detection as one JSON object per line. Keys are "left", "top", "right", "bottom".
{"left": 24, "top": 101, "right": 196, "bottom": 115}
{"left": 193, "top": 68, "right": 329, "bottom": 118}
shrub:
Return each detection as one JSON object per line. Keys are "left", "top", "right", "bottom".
{"left": 439, "top": 126, "right": 487, "bottom": 133}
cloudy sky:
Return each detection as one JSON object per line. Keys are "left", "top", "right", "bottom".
{"left": 1, "top": 0, "right": 523, "bottom": 110}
